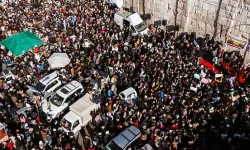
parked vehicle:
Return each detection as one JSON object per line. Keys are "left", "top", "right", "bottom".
{"left": 0, "top": 69, "right": 15, "bottom": 84}
{"left": 119, "top": 87, "right": 137, "bottom": 104}
{"left": 114, "top": 10, "right": 149, "bottom": 36}
{"left": 26, "top": 71, "right": 63, "bottom": 97}
{"left": 2, "top": 56, "right": 14, "bottom": 67}
{"left": 105, "top": 126, "right": 141, "bottom": 150}
{"left": 42, "top": 80, "right": 84, "bottom": 119}
{"left": 60, "top": 93, "right": 100, "bottom": 134}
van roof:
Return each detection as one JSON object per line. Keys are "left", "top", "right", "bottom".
{"left": 56, "top": 80, "right": 82, "bottom": 97}
{"left": 116, "top": 10, "right": 133, "bottom": 19}
{"left": 39, "top": 71, "right": 60, "bottom": 85}
{"left": 63, "top": 111, "right": 79, "bottom": 123}
{"left": 120, "top": 87, "right": 136, "bottom": 95}
{"left": 113, "top": 126, "right": 141, "bottom": 149}
{"left": 128, "top": 13, "right": 143, "bottom": 26}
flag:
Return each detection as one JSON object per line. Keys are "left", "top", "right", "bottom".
{"left": 199, "top": 58, "right": 220, "bottom": 74}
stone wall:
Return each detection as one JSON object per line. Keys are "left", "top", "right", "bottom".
{"left": 124, "top": 0, "right": 250, "bottom": 41}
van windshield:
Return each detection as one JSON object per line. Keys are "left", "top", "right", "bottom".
{"left": 106, "top": 141, "right": 123, "bottom": 150}
{"left": 50, "top": 94, "right": 64, "bottom": 106}
{"left": 34, "top": 82, "right": 46, "bottom": 92}
{"left": 134, "top": 22, "right": 147, "bottom": 32}
{"left": 120, "top": 93, "right": 125, "bottom": 99}
{"left": 61, "top": 118, "right": 72, "bottom": 131}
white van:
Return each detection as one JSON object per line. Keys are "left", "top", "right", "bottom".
{"left": 114, "top": 10, "right": 149, "bottom": 36}
{"left": 119, "top": 87, "right": 137, "bottom": 104}
{"left": 27, "top": 71, "right": 63, "bottom": 97}
{"left": 60, "top": 93, "right": 100, "bottom": 135}
{"left": 42, "top": 80, "right": 84, "bottom": 119}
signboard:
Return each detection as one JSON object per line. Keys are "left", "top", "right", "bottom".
{"left": 226, "top": 35, "right": 247, "bottom": 50}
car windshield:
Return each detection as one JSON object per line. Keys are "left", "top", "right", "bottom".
{"left": 120, "top": 93, "right": 126, "bottom": 99}
{"left": 50, "top": 93, "right": 64, "bottom": 106}
{"left": 6, "top": 76, "right": 13, "bottom": 82}
{"left": 34, "top": 82, "right": 46, "bottom": 92}
{"left": 134, "top": 22, "right": 147, "bottom": 32}
{"left": 106, "top": 141, "right": 123, "bottom": 150}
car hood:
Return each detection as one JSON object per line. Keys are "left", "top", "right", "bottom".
{"left": 42, "top": 100, "right": 59, "bottom": 116}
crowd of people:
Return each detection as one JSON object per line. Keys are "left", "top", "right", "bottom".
{"left": 0, "top": 0, "right": 250, "bottom": 150}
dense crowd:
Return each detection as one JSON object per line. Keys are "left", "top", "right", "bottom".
{"left": 0, "top": 0, "right": 250, "bottom": 150}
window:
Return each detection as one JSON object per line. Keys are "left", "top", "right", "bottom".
{"left": 6, "top": 76, "right": 12, "bottom": 82}
{"left": 73, "top": 120, "right": 80, "bottom": 129}
{"left": 76, "top": 89, "right": 83, "bottom": 97}
{"left": 60, "top": 88, "right": 69, "bottom": 94}
{"left": 126, "top": 137, "right": 140, "bottom": 150}
{"left": 35, "top": 82, "right": 46, "bottom": 92}
{"left": 61, "top": 118, "right": 72, "bottom": 131}
{"left": 65, "top": 94, "right": 74, "bottom": 104}
{"left": 123, "top": 19, "right": 130, "bottom": 28}
{"left": 50, "top": 94, "right": 64, "bottom": 106}
{"left": 127, "top": 94, "right": 132, "bottom": 99}
{"left": 45, "top": 80, "right": 58, "bottom": 91}
{"left": 120, "top": 93, "right": 125, "bottom": 99}
{"left": 134, "top": 22, "right": 147, "bottom": 32}
{"left": 106, "top": 141, "right": 123, "bottom": 150}
{"left": 131, "top": 26, "right": 136, "bottom": 33}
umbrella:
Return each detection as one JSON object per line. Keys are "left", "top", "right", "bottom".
{"left": 0, "top": 30, "right": 42, "bottom": 56}
{"left": 48, "top": 53, "right": 70, "bottom": 68}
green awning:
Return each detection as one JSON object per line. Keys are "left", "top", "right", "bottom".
{"left": 0, "top": 30, "right": 42, "bottom": 56}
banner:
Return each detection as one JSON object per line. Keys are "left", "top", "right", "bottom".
{"left": 226, "top": 35, "right": 247, "bottom": 50}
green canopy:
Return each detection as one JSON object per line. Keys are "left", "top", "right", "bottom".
{"left": 0, "top": 30, "right": 42, "bottom": 56}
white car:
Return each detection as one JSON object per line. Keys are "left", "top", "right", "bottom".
{"left": 27, "top": 71, "right": 63, "bottom": 97}
{"left": 42, "top": 80, "right": 84, "bottom": 119}
{"left": 119, "top": 87, "right": 137, "bottom": 104}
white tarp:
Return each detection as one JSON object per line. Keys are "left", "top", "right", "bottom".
{"left": 70, "top": 93, "right": 93, "bottom": 116}
{"left": 70, "top": 93, "right": 100, "bottom": 126}
{"left": 128, "top": 13, "right": 143, "bottom": 26}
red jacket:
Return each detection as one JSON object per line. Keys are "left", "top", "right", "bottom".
{"left": 6, "top": 141, "right": 14, "bottom": 150}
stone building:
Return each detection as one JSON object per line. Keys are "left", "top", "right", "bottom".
{"left": 124, "top": 0, "right": 250, "bottom": 42}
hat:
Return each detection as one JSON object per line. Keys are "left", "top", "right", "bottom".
{"left": 105, "top": 131, "right": 110, "bottom": 135}
{"left": 39, "top": 141, "right": 43, "bottom": 145}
